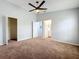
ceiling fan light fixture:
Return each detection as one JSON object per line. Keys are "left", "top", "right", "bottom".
{"left": 34, "top": 9, "right": 46, "bottom": 13}
{"left": 28, "top": 0, "right": 47, "bottom": 13}
{"left": 35, "top": 9, "right": 40, "bottom": 13}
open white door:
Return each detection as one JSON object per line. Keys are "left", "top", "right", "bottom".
{"left": 2, "top": 16, "right": 8, "bottom": 45}
{"left": 2, "top": 16, "right": 17, "bottom": 45}
{"left": 43, "top": 20, "right": 52, "bottom": 38}
{"left": 32, "top": 21, "right": 43, "bottom": 38}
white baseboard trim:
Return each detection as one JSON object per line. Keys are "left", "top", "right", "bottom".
{"left": 18, "top": 37, "right": 32, "bottom": 42}
{"left": 53, "top": 39, "right": 79, "bottom": 46}
{"left": 0, "top": 43, "right": 4, "bottom": 45}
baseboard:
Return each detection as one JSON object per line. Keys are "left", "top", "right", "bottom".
{"left": 17, "top": 37, "right": 32, "bottom": 42}
{"left": 53, "top": 39, "right": 79, "bottom": 46}
{"left": 0, "top": 43, "right": 4, "bottom": 45}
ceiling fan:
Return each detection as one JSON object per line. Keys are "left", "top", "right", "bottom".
{"left": 28, "top": 0, "right": 47, "bottom": 13}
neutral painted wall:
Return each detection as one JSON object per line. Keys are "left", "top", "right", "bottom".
{"left": 0, "top": 0, "right": 36, "bottom": 45}
{"left": 77, "top": 8, "right": 79, "bottom": 38}
{"left": 0, "top": 15, "right": 3, "bottom": 45}
{"left": 37, "top": 8, "right": 79, "bottom": 45}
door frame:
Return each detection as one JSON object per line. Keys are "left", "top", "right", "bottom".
{"left": 4, "top": 16, "right": 18, "bottom": 45}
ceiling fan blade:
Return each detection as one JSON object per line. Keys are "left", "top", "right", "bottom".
{"left": 29, "top": 3, "right": 37, "bottom": 8}
{"left": 29, "top": 9, "right": 36, "bottom": 12}
{"left": 39, "top": 8, "right": 47, "bottom": 10}
{"left": 37, "top": 1, "right": 45, "bottom": 8}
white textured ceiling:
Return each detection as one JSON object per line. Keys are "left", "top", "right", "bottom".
{"left": 6, "top": 0, "right": 79, "bottom": 12}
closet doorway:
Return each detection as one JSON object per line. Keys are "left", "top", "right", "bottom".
{"left": 8, "top": 17, "right": 17, "bottom": 43}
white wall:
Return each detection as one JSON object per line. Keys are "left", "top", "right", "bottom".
{"left": 77, "top": 8, "right": 79, "bottom": 42}
{"left": 0, "top": 0, "right": 36, "bottom": 45}
{"left": 0, "top": 15, "right": 3, "bottom": 45}
{"left": 37, "top": 8, "right": 79, "bottom": 45}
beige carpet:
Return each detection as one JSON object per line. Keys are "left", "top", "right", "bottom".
{"left": 0, "top": 38, "right": 79, "bottom": 59}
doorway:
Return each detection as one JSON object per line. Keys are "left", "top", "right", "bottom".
{"left": 43, "top": 20, "right": 52, "bottom": 38}
{"left": 8, "top": 17, "right": 17, "bottom": 43}
{"left": 32, "top": 21, "right": 43, "bottom": 38}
